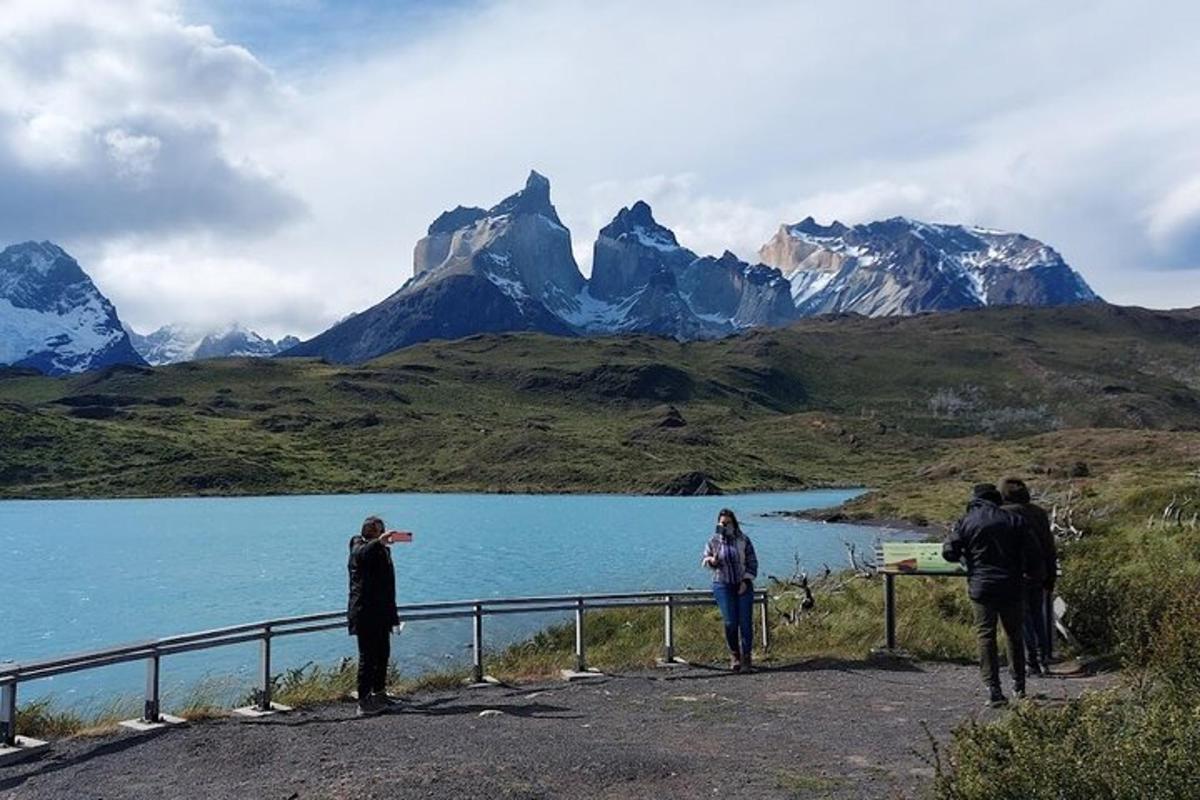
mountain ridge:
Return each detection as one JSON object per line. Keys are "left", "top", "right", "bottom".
{"left": 288, "top": 173, "right": 1100, "bottom": 364}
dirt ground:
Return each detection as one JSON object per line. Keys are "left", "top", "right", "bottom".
{"left": 0, "top": 659, "right": 1109, "bottom": 800}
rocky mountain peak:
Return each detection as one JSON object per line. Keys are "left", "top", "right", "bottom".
{"left": 0, "top": 241, "right": 144, "bottom": 374}
{"left": 762, "top": 216, "right": 1099, "bottom": 316}
{"left": 589, "top": 201, "right": 693, "bottom": 303}
{"left": 598, "top": 201, "right": 681, "bottom": 250}
{"left": 490, "top": 169, "right": 559, "bottom": 223}
{"left": 788, "top": 217, "right": 849, "bottom": 239}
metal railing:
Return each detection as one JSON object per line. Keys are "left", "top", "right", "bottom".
{"left": 878, "top": 569, "right": 1056, "bottom": 658}
{"left": 1, "top": 589, "right": 769, "bottom": 747}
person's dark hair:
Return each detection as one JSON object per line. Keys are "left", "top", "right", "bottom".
{"left": 972, "top": 483, "right": 1002, "bottom": 504}
{"left": 361, "top": 515, "right": 384, "bottom": 538}
{"left": 717, "top": 508, "right": 743, "bottom": 536}
{"left": 999, "top": 477, "right": 1031, "bottom": 504}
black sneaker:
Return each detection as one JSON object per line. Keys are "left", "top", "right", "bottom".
{"left": 1013, "top": 687, "right": 1027, "bottom": 701}
{"left": 356, "top": 695, "right": 385, "bottom": 717}
{"left": 986, "top": 690, "right": 1008, "bottom": 708}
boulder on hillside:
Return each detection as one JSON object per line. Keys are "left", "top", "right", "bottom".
{"left": 655, "top": 471, "right": 723, "bottom": 496}
{"left": 655, "top": 406, "right": 687, "bottom": 428}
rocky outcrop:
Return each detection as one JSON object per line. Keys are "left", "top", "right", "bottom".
{"left": 655, "top": 471, "right": 723, "bottom": 496}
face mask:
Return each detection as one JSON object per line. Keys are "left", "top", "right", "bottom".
{"left": 717, "top": 523, "right": 733, "bottom": 537}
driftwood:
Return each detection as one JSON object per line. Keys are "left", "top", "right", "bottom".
{"left": 844, "top": 540, "right": 877, "bottom": 576}
{"left": 769, "top": 553, "right": 862, "bottom": 626}
{"left": 1155, "top": 494, "right": 1197, "bottom": 528}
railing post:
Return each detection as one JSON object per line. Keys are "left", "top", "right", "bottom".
{"left": 662, "top": 594, "right": 675, "bottom": 663}
{"left": 143, "top": 650, "right": 161, "bottom": 723}
{"left": 472, "top": 603, "right": 485, "bottom": 684}
{"left": 258, "top": 624, "right": 273, "bottom": 712}
{"left": 884, "top": 573, "right": 897, "bottom": 650}
{"left": 574, "top": 597, "right": 586, "bottom": 673}
{"left": 760, "top": 590, "right": 771, "bottom": 651}
{"left": 1, "top": 680, "right": 16, "bottom": 747}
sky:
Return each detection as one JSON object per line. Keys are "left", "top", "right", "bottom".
{"left": 1, "top": 0, "right": 1198, "bottom": 338}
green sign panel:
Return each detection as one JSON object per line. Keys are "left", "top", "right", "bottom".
{"left": 880, "top": 542, "right": 966, "bottom": 574}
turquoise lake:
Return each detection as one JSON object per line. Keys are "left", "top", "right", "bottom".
{"left": 0, "top": 490, "right": 903, "bottom": 709}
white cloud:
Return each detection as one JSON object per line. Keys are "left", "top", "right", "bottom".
{"left": 5, "top": 0, "right": 1200, "bottom": 337}
{"left": 0, "top": 0, "right": 302, "bottom": 243}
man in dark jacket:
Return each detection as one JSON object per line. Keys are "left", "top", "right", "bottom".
{"left": 1000, "top": 477, "right": 1057, "bottom": 676}
{"left": 348, "top": 516, "right": 400, "bottom": 716}
{"left": 943, "top": 484, "right": 1044, "bottom": 706}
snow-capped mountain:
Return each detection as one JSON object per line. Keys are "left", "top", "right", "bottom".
{"left": 758, "top": 216, "right": 1099, "bottom": 316}
{"left": 0, "top": 242, "right": 145, "bottom": 375}
{"left": 287, "top": 173, "right": 1102, "bottom": 364}
{"left": 128, "top": 323, "right": 300, "bottom": 366}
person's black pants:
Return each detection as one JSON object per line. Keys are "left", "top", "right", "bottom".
{"left": 355, "top": 626, "right": 391, "bottom": 700}
{"left": 972, "top": 597, "right": 1025, "bottom": 692}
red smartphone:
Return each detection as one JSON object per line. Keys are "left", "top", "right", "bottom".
{"left": 386, "top": 530, "right": 413, "bottom": 544}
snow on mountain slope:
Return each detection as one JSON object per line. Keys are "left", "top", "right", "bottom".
{"left": 759, "top": 216, "right": 1098, "bottom": 316}
{"left": 128, "top": 323, "right": 301, "bottom": 365}
{"left": 0, "top": 242, "right": 145, "bottom": 374}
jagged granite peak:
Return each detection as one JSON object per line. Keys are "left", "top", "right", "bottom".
{"left": 489, "top": 170, "right": 560, "bottom": 224}
{"left": 599, "top": 200, "right": 678, "bottom": 245}
{"left": 294, "top": 171, "right": 583, "bottom": 363}
{"left": 760, "top": 216, "right": 1099, "bottom": 316}
{"left": 0, "top": 241, "right": 145, "bottom": 375}
{"left": 589, "top": 200, "right": 695, "bottom": 302}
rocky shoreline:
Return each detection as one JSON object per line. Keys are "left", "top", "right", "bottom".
{"left": 765, "top": 506, "right": 948, "bottom": 539}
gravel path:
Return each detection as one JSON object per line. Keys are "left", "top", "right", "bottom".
{"left": 1, "top": 659, "right": 1109, "bottom": 800}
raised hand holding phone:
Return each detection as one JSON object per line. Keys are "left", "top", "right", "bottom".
{"left": 384, "top": 530, "right": 413, "bottom": 544}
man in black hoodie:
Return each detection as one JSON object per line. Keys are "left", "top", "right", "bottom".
{"left": 943, "top": 484, "right": 1044, "bottom": 706}
{"left": 1000, "top": 477, "right": 1057, "bottom": 676}
{"left": 348, "top": 516, "right": 401, "bottom": 716}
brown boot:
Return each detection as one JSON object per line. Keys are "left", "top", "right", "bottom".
{"left": 729, "top": 653, "right": 742, "bottom": 672}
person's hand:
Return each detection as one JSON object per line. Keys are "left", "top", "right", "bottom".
{"left": 703, "top": 556, "right": 718, "bottom": 568}
{"left": 738, "top": 579, "right": 751, "bottom": 595}
{"left": 383, "top": 530, "right": 413, "bottom": 545}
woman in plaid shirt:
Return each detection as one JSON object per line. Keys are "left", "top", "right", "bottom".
{"left": 701, "top": 508, "right": 759, "bottom": 672}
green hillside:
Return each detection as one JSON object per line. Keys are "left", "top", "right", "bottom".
{"left": 1, "top": 303, "right": 1197, "bottom": 501}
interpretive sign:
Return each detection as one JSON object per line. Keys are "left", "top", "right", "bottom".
{"left": 879, "top": 542, "right": 966, "bottom": 574}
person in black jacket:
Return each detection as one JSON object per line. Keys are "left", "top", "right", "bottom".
{"left": 943, "top": 484, "right": 1044, "bottom": 706}
{"left": 348, "top": 515, "right": 401, "bottom": 716}
{"left": 1000, "top": 477, "right": 1057, "bottom": 676}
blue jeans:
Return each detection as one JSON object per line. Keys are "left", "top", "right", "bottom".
{"left": 1023, "top": 586, "right": 1051, "bottom": 666}
{"left": 713, "top": 582, "right": 755, "bottom": 656}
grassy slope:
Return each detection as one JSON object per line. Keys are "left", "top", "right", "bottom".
{"left": 1, "top": 303, "right": 1198, "bottom": 500}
